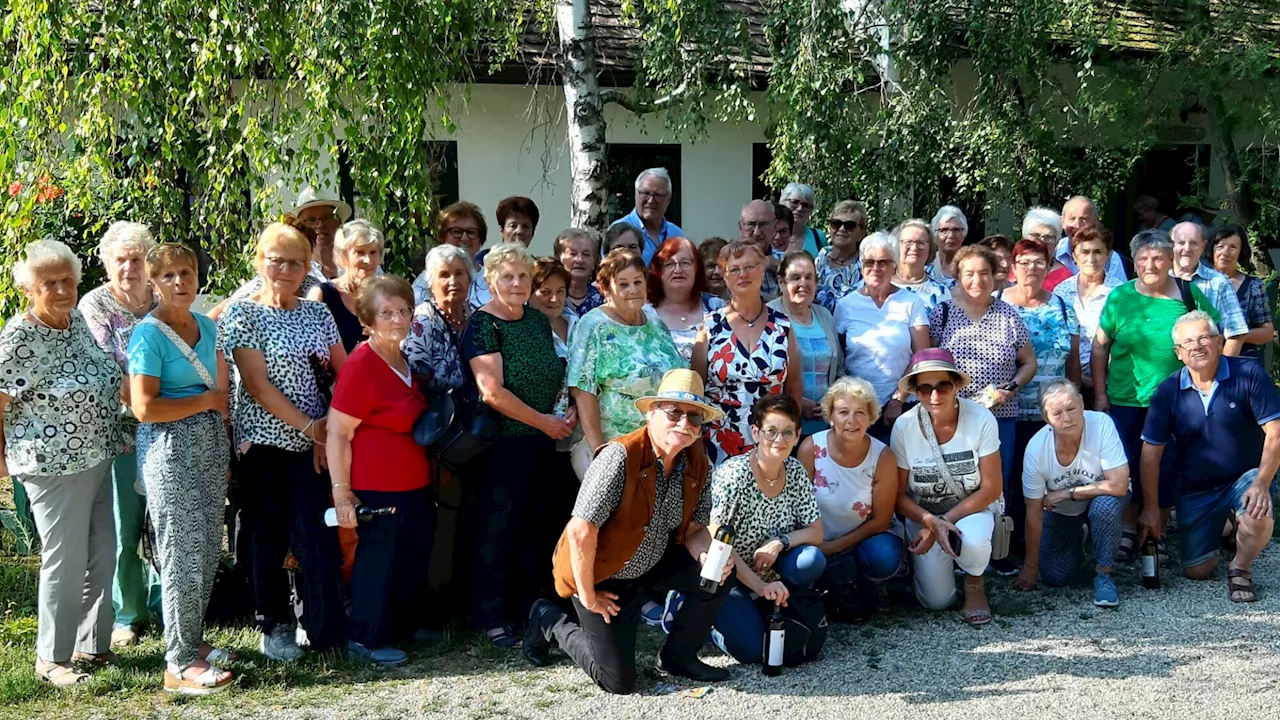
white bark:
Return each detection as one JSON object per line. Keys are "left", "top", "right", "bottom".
{"left": 556, "top": 0, "right": 608, "bottom": 231}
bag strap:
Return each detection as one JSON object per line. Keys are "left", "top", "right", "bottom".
{"left": 916, "top": 405, "right": 968, "bottom": 501}
{"left": 1175, "top": 277, "right": 1197, "bottom": 313}
{"left": 151, "top": 319, "right": 217, "bottom": 390}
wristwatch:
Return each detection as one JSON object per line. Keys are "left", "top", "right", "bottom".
{"left": 999, "top": 381, "right": 1019, "bottom": 393}
{"left": 778, "top": 534, "right": 792, "bottom": 551}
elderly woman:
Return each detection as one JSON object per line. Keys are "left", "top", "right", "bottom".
{"left": 769, "top": 251, "right": 843, "bottom": 436}
{"left": 928, "top": 205, "right": 969, "bottom": 288}
{"left": 815, "top": 200, "right": 867, "bottom": 311}
{"left": 327, "top": 276, "right": 432, "bottom": 667}
{"left": 0, "top": 240, "right": 123, "bottom": 685}
{"left": 475, "top": 196, "right": 541, "bottom": 272}
{"left": 779, "top": 182, "right": 827, "bottom": 255}
{"left": 220, "top": 222, "right": 348, "bottom": 661}
{"left": 568, "top": 249, "right": 684, "bottom": 452}
{"left": 1093, "top": 229, "right": 1220, "bottom": 561}
{"left": 464, "top": 244, "right": 573, "bottom": 647}
{"left": 1052, "top": 224, "right": 1124, "bottom": 405}
{"left": 78, "top": 221, "right": 159, "bottom": 648}
{"left": 977, "top": 235, "right": 1015, "bottom": 291}
{"left": 127, "top": 243, "right": 232, "bottom": 693}
{"left": 405, "top": 244, "right": 472, "bottom": 393}
{"left": 699, "top": 237, "right": 730, "bottom": 300}
{"left": 554, "top": 228, "right": 604, "bottom": 319}
{"left": 1014, "top": 381, "right": 1129, "bottom": 608}
{"left": 708, "top": 395, "right": 824, "bottom": 664}
{"left": 834, "top": 233, "right": 929, "bottom": 441}
{"left": 305, "top": 220, "right": 384, "bottom": 352}
{"left": 648, "top": 236, "right": 724, "bottom": 361}
{"left": 411, "top": 201, "right": 487, "bottom": 306}
{"left": 890, "top": 219, "right": 951, "bottom": 313}
{"left": 693, "top": 241, "right": 803, "bottom": 466}
{"left": 1210, "top": 224, "right": 1275, "bottom": 358}
{"left": 891, "top": 349, "right": 1003, "bottom": 624}
{"left": 798, "top": 377, "right": 903, "bottom": 619}
{"left": 603, "top": 223, "right": 644, "bottom": 256}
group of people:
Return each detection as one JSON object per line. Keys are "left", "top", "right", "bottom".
{"left": 3, "top": 170, "right": 1278, "bottom": 697}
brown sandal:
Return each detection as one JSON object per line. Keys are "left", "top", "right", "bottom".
{"left": 72, "top": 650, "right": 119, "bottom": 667}
{"left": 1227, "top": 567, "right": 1258, "bottom": 603}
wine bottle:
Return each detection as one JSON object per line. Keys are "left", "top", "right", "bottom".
{"left": 762, "top": 606, "right": 784, "bottom": 676}
{"left": 1141, "top": 536, "right": 1160, "bottom": 590}
{"left": 699, "top": 524, "right": 735, "bottom": 593}
{"left": 323, "top": 505, "right": 397, "bottom": 527}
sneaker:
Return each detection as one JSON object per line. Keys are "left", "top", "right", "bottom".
{"left": 988, "top": 557, "right": 1019, "bottom": 577}
{"left": 345, "top": 640, "right": 408, "bottom": 667}
{"left": 260, "top": 626, "right": 303, "bottom": 662}
{"left": 659, "top": 590, "right": 685, "bottom": 635}
{"left": 295, "top": 626, "right": 311, "bottom": 649}
{"left": 1093, "top": 573, "right": 1119, "bottom": 608}
{"left": 640, "top": 601, "right": 664, "bottom": 627}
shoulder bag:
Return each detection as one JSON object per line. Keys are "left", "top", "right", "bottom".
{"left": 916, "top": 406, "right": 1014, "bottom": 560}
{"left": 417, "top": 314, "right": 500, "bottom": 474}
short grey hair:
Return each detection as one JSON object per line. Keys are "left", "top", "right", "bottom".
{"left": 424, "top": 243, "right": 474, "bottom": 286}
{"left": 482, "top": 243, "right": 537, "bottom": 286}
{"left": 1038, "top": 379, "right": 1083, "bottom": 420}
{"left": 1062, "top": 195, "right": 1096, "bottom": 215}
{"left": 14, "top": 239, "right": 83, "bottom": 290}
{"left": 1172, "top": 310, "right": 1221, "bottom": 341}
{"left": 1021, "top": 207, "right": 1063, "bottom": 240}
{"left": 334, "top": 219, "right": 384, "bottom": 256}
{"left": 1170, "top": 221, "right": 1205, "bottom": 245}
{"left": 1130, "top": 229, "right": 1174, "bottom": 258}
{"left": 780, "top": 183, "right": 816, "bottom": 205}
{"left": 859, "top": 231, "right": 898, "bottom": 263}
{"left": 930, "top": 205, "right": 969, "bottom": 237}
{"left": 634, "top": 168, "right": 673, "bottom": 195}
{"left": 97, "top": 221, "right": 155, "bottom": 263}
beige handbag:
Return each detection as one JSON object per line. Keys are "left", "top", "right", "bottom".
{"left": 917, "top": 408, "right": 1014, "bottom": 560}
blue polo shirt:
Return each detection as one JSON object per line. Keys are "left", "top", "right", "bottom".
{"left": 1142, "top": 356, "right": 1280, "bottom": 493}
{"left": 611, "top": 209, "right": 682, "bottom": 266}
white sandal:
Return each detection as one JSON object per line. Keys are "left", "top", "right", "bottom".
{"left": 203, "top": 647, "right": 237, "bottom": 666}
{"left": 164, "top": 662, "right": 234, "bottom": 695}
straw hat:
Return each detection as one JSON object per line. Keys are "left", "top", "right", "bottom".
{"left": 897, "top": 348, "right": 972, "bottom": 395}
{"left": 634, "top": 369, "right": 724, "bottom": 423}
{"left": 292, "top": 186, "right": 353, "bottom": 223}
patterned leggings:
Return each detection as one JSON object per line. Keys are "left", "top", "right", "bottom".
{"left": 1039, "top": 495, "right": 1126, "bottom": 586}
{"left": 138, "top": 410, "right": 230, "bottom": 666}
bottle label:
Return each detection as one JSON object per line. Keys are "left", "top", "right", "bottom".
{"left": 1141, "top": 555, "right": 1156, "bottom": 577}
{"left": 767, "top": 630, "right": 785, "bottom": 666}
{"left": 700, "top": 539, "right": 733, "bottom": 583}
{"left": 323, "top": 508, "right": 338, "bottom": 527}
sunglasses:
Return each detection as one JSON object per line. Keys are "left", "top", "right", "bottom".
{"left": 828, "top": 218, "right": 864, "bottom": 233}
{"left": 914, "top": 381, "right": 956, "bottom": 396}
{"left": 656, "top": 403, "right": 706, "bottom": 427}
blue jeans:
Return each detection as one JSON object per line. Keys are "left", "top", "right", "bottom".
{"left": 1176, "top": 470, "right": 1277, "bottom": 568}
{"left": 712, "top": 545, "right": 826, "bottom": 664}
{"left": 1038, "top": 495, "right": 1126, "bottom": 586}
{"left": 997, "top": 417, "right": 1016, "bottom": 488}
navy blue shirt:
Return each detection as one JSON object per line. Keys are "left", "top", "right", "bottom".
{"left": 1142, "top": 357, "right": 1280, "bottom": 493}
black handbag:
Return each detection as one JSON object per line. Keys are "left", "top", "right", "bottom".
{"left": 430, "top": 395, "right": 499, "bottom": 474}
{"left": 759, "top": 587, "right": 829, "bottom": 666}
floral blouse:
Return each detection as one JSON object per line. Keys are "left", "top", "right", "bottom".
{"left": 0, "top": 311, "right": 124, "bottom": 476}
{"left": 565, "top": 284, "right": 606, "bottom": 320}
{"left": 703, "top": 306, "right": 791, "bottom": 465}
{"left": 815, "top": 247, "right": 861, "bottom": 312}
{"left": 79, "top": 283, "right": 156, "bottom": 450}
{"left": 1002, "top": 294, "right": 1079, "bottom": 422}
{"left": 403, "top": 298, "right": 470, "bottom": 393}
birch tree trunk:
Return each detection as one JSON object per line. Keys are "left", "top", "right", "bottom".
{"left": 556, "top": 0, "right": 609, "bottom": 232}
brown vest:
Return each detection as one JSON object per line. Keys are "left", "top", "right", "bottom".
{"left": 552, "top": 427, "right": 709, "bottom": 598}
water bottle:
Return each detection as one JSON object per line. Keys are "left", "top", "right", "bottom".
{"left": 323, "top": 505, "right": 397, "bottom": 527}
{"left": 1141, "top": 536, "right": 1161, "bottom": 589}
{"left": 762, "top": 606, "right": 785, "bottom": 676}
{"left": 699, "top": 524, "right": 735, "bottom": 593}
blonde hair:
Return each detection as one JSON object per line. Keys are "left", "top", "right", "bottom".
{"left": 820, "top": 376, "right": 881, "bottom": 424}
{"left": 255, "top": 222, "right": 312, "bottom": 266}
{"left": 482, "top": 243, "right": 536, "bottom": 286}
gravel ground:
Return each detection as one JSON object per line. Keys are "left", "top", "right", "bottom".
{"left": 150, "top": 545, "right": 1280, "bottom": 720}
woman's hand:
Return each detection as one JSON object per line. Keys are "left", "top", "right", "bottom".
{"left": 909, "top": 525, "right": 936, "bottom": 555}
{"left": 206, "top": 389, "right": 230, "bottom": 419}
{"left": 883, "top": 398, "right": 903, "bottom": 425}
{"left": 563, "top": 405, "right": 579, "bottom": 429}
{"left": 1042, "top": 489, "right": 1070, "bottom": 512}
{"left": 992, "top": 388, "right": 1017, "bottom": 407}
{"left": 760, "top": 581, "right": 790, "bottom": 607}
{"left": 1012, "top": 566, "right": 1038, "bottom": 591}
{"left": 332, "top": 487, "right": 362, "bottom": 529}
{"left": 540, "top": 414, "right": 574, "bottom": 440}
{"left": 752, "top": 539, "right": 784, "bottom": 572}
{"left": 799, "top": 397, "right": 820, "bottom": 420}
{"left": 698, "top": 550, "right": 735, "bottom": 584}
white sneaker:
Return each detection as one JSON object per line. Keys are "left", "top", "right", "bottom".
{"left": 260, "top": 626, "right": 303, "bottom": 662}
{"left": 295, "top": 625, "right": 310, "bottom": 649}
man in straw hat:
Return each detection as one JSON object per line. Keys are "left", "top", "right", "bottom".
{"left": 291, "top": 186, "right": 353, "bottom": 282}
{"left": 523, "top": 369, "right": 733, "bottom": 693}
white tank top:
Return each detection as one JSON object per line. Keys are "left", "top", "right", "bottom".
{"left": 813, "top": 431, "right": 885, "bottom": 541}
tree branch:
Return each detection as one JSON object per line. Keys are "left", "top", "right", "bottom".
{"left": 600, "top": 80, "right": 690, "bottom": 115}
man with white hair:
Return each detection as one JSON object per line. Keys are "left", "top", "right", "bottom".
{"left": 1052, "top": 196, "right": 1128, "bottom": 281}
{"left": 610, "top": 168, "right": 683, "bottom": 265}
{"left": 1140, "top": 311, "right": 1280, "bottom": 601}
{"left": 739, "top": 199, "right": 781, "bottom": 300}
{"left": 1170, "top": 222, "right": 1246, "bottom": 356}
{"left": 291, "top": 187, "right": 353, "bottom": 282}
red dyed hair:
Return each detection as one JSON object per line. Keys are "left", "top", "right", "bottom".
{"left": 647, "top": 236, "right": 708, "bottom": 304}
{"left": 1012, "top": 238, "right": 1051, "bottom": 262}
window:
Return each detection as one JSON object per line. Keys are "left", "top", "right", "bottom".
{"left": 605, "top": 144, "right": 682, "bottom": 226}
{"left": 753, "top": 143, "right": 775, "bottom": 202}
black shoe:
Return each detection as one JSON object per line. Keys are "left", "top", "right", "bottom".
{"left": 523, "top": 599, "right": 562, "bottom": 667}
{"left": 657, "top": 652, "right": 730, "bottom": 683}
{"left": 988, "top": 557, "right": 1019, "bottom": 577}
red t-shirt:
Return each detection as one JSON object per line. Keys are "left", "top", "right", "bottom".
{"left": 1043, "top": 265, "right": 1072, "bottom": 292}
{"left": 330, "top": 344, "right": 431, "bottom": 492}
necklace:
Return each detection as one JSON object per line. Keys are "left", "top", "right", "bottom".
{"left": 735, "top": 302, "right": 766, "bottom": 328}
{"left": 28, "top": 311, "right": 69, "bottom": 330}
{"left": 751, "top": 450, "right": 783, "bottom": 487}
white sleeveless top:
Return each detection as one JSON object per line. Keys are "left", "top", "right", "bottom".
{"left": 812, "top": 431, "right": 885, "bottom": 541}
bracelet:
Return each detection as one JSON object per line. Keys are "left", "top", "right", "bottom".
{"left": 302, "top": 418, "right": 315, "bottom": 436}
{"left": 331, "top": 483, "right": 350, "bottom": 490}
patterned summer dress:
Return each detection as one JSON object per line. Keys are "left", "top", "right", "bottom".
{"left": 703, "top": 306, "right": 791, "bottom": 466}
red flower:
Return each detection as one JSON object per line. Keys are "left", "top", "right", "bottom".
{"left": 710, "top": 344, "right": 736, "bottom": 383}
{"left": 7, "top": 181, "right": 20, "bottom": 197}
{"left": 852, "top": 501, "right": 871, "bottom": 519}
{"left": 814, "top": 469, "right": 829, "bottom": 488}
{"left": 717, "top": 428, "right": 746, "bottom": 459}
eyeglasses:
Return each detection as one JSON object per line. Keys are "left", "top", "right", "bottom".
{"left": 1025, "top": 232, "right": 1057, "bottom": 243}
{"left": 900, "top": 238, "right": 930, "bottom": 248}
{"left": 446, "top": 227, "right": 480, "bottom": 240}
{"left": 1015, "top": 259, "right": 1048, "bottom": 269}
{"left": 863, "top": 258, "right": 894, "bottom": 268}
{"left": 741, "top": 220, "right": 772, "bottom": 231}
{"left": 377, "top": 308, "right": 412, "bottom": 322}
{"left": 663, "top": 259, "right": 695, "bottom": 272}
{"left": 758, "top": 427, "right": 798, "bottom": 443}
{"left": 913, "top": 381, "right": 956, "bottom": 396}
{"left": 726, "top": 262, "right": 761, "bottom": 278}
{"left": 784, "top": 199, "right": 814, "bottom": 210}
{"left": 1175, "top": 334, "right": 1219, "bottom": 350}
{"left": 655, "top": 403, "right": 705, "bottom": 427}
{"left": 265, "top": 256, "right": 306, "bottom": 272}
{"left": 638, "top": 190, "right": 669, "bottom": 201}
{"left": 828, "top": 219, "right": 864, "bottom": 233}
{"left": 937, "top": 227, "right": 965, "bottom": 236}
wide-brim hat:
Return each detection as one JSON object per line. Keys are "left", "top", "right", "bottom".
{"left": 634, "top": 369, "right": 724, "bottom": 424}
{"left": 897, "top": 348, "right": 972, "bottom": 395}
{"left": 292, "top": 186, "right": 353, "bottom": 223}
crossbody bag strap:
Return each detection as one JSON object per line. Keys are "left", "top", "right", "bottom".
{"left": 916, "top": 406, "right": 967, "bottom": 500}
{"left": 152, "top": 320, "right": 217, "bottom": 390}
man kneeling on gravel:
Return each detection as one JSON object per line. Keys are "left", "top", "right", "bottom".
{"left": 1139, "top": 311, "right": 1280, "bottom": 602}
{"left": 523, "top": 369, "right": 734, "bottom": 693}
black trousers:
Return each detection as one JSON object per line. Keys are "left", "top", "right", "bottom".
{"left": 239, "top": 444, "right": 346, "bottom": 651}
{"left": 548, "top": 545, "right": 731, "bottom": 695}
{"left": 349, "top": 486, "right": 436, "bottom": 648}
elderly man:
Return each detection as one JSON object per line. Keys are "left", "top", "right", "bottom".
{"left": 740, "top": 199, "right": 781, "bottom": 300}
{"left": 1140, "top": 311, "right": 1280, "bottom": 601}
{"left": 523, "top": 369, "right": 732, "bottom": 694}
{"left": 610, "top": 168, "right": 683, "bottom": 265}
{"left": 1170, "top": 222, "right": 1246, "bottom": 356}
{"left": 292, "top": 187, "right": 352, "bottom": 281}
{"left": 1053, "top": 196, "right": 1129, "bottom": 280}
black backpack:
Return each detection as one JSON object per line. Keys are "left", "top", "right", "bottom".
{"left": 760, "top": 587, "right": 829, "bottom": 666}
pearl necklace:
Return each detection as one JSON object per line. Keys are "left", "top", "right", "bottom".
{"left": 28, "top": 311, "right": 69, "bottom": 331}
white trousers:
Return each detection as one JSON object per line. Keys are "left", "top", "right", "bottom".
{"left": 907, "top": 510, "right": 995, "bottom": 611}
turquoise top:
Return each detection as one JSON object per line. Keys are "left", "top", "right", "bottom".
{"left": 126, "top": 313, "right": 219, "bottom": 399}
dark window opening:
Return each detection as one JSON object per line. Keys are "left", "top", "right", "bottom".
{"left": 605, "top": 144, "right": 682, "bottom": 227}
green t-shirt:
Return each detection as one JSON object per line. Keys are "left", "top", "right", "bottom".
{"left": 1097, "top": 280, "right": 1220, "bottom": 407}
{"left": 462, "top": 308, "right": 565, "bottom": 437}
